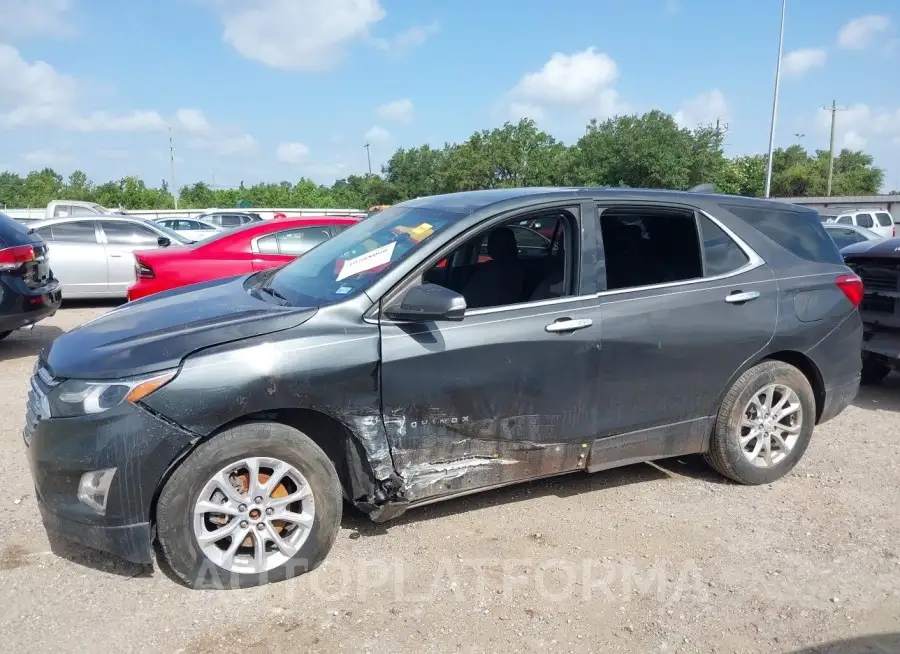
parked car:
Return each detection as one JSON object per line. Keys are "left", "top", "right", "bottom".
{"left": 26, "top": 188, "right": 862, "bottom": 589}
{"left": 154, "top": 217, "right": 221, "bottom": 242}
{"left": 0, "top": 213, "right": 61, "bottom": 338}
{"left": 827, "top": 210, "right": 895, "bottom": 239}
{"left": 29, "top": 216, "right": 191, "bottom": 299}
{"left": 842, "top": 236, "right": 900, "bottom": 384}
{"left": 196, "top": 211, "right": 264, "bottom": 230}
{"left": 824, "top": 223, "right": 883, "bottom": 251}
{"left": 128, "top": 217, "right": 358, "bottom": 301}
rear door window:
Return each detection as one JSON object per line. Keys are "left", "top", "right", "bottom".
{"left": 837, "top": 215, "right": 853, "bottom": 225}
{"left": 699, "top": 215, "right": 749, "bottom": 276}
{"left": 50, "top": 221, "right": 98, "bottom": 243}
{"left": 875, "top": 212, "right": 893, "bottom": 227}
{"left": 99, "top": 221, "right": 160, "bottom": 246}
{"left": 221, "top": 215, "right": 243, "bottom": 228}
{"left": 277, "top": 227, "right": 333, "bottom": 255}
{"left": 828, "top": 227, "right": 864, "bottom": 250}
{"left": 256, "top": 234, "right": 280, "bottom": 254}
{"left": 856, "top": 213, "right": 875, "bottom": 229}
{"left": 720, "top": 203, "right": 843, "bottom": 265}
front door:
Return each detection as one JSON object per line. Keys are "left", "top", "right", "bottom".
{"left": 378, "top": 204, "right": 604, "bottom": 504}
{"left": 586, "top": 203, "right": 778, "bottom": 470}
{"left": 36, "top": 221, "right": 107, "bottom": 297}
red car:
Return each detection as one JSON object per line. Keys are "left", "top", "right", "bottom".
{"left": 128, "top": 217, "right": 358, "bottom": 301}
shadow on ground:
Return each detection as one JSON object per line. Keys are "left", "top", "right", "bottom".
{"left": 789, "top": 632, "right": 900, "bottom": 653}
{"left": 0, "top": 324, "right": 64, "bottom": 363}
{"left": 853, "top": 372, "right": 900, "bottom": 413}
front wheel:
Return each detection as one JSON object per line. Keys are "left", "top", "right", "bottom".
{"left": 156, "top": 421, "right": 342, "bottom": 589}
{"left": 705, "top": 360, "right": 816, "bottom": 485}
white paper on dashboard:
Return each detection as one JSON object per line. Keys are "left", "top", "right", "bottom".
{"left": 336, "top": 241, "right": 397, "bottom": 281}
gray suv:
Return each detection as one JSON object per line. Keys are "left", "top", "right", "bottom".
{"left": 26, "top": 188, "right": 863, "bottom": 589}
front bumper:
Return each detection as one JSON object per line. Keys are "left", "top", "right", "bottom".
{"left": 0, "top": 277, "right": 61, "bottom": 332}
{"left": 25, "top": 391, "right": 196, "bottom": 565}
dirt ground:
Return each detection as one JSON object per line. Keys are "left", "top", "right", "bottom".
{"left": 1, "top": 303, "right": 899, "bottom": 654}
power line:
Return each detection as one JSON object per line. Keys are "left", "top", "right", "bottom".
{"left": 823, "top": 99, "right": 848, "bottom": 197}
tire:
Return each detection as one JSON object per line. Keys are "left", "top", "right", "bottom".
{"left": 0, "top": 331, "right": 10, "bottom": 341}
{"left": 704, "top": 360, "right": 816, "bottom": 485}
{"left": 861, "top": 358, "right": 891, "bottom": 385}
{"left": 156, "top": 421, "right": 342, "bottom": 589}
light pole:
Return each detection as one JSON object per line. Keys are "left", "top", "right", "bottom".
{"left": 763, "top": 0, "right": 786, "bottom": 198}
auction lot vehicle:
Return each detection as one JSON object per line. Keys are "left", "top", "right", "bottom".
{"left": 154, "top": 217, "right": 221, "bottom": 241}
{"left": 128, "top": 217, "right": 358, "bottom": 300}
{"left": 843, "top": 237, "right": 900, "bottom": 383}
{"left": 29, "top": 216, "right": 191, "bottom": 299}
{"left": 0, "top": 214, "right": 61, "bottom": 338}
{"left": 827, "top": 209, "right": 895, "bottom": 239}
{"left": 196, "top": 210, "right": 264, "bottom": 230}
{"left": 824, "top": 223, "right": 883, "bottom": 251}
{"left": 25, "top": 188, "right": 862, "bottom": 589}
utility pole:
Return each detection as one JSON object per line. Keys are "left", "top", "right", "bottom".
{"left": 824, "top": 100, "right": 847, "bottom": 197}
{"left": 764, "top": 0, "right": 786, "bottom": 198}
{"left": 168, "top": 125, "right": 178, "bottom": 210}
{"left": 363, "top": 143, "right": 372, "bottom": 175}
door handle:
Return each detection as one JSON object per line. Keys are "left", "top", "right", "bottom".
{"left": 545, "top": 318, "right": 593, "bottom": 333}
{"left": 725, "top": 290, "right": 760, "bottom": 304}
{"left": 109, "top": 254, "right": 124, "bottom": 258}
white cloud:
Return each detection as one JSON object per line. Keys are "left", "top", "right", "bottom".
{"left": 0, "top": 43, "right": 166, "bottom": 132}
{"left": 174, "top": 108, "right": 257, "bottom": 155}
{"left": 674, "top": 89, "right": 729, "bottom": 128}
{"left": 365, "top": 126, "right": 390, "bottom": 143}
{"left": 276, "top": 142, "right": 311, "bottom": 164}
{"left": 0, "top": 0, "right": 74, "bottom": 39}
{"left": 376, "top": 98, "right": 414, "bottom": 123}
{"left": 371, "top": 20, "right": 439, "bottom": 54}
{"left": 501, "top": 47, "right": 625, "bottom": 123}
{"left": 837, "top": 14, "right": 892, "bottom": 50}
{"left": 23, "top": 148, "right": 70, "bottom": 166}
{"left": 782, "top": 48, "right": 827, "bottom": 78}
{"left": 216, "top": 0, "right": 386, "bottom": 71}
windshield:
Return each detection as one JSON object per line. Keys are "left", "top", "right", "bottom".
{"left": 263, "top": 204, "right": 462, "bottom": 306}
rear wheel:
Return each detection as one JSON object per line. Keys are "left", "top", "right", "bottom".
{"left": 861, "top": 358, "right": 891, "bottom": 385}
{"left": 156, "top": 421, "right": 342, "bottom": 589}
{"left": 705, "top": 360, "right": 815, "bottom": 485}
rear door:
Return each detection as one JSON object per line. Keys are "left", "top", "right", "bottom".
{"left": 37, "top": 221, "right": 107, "bottom": 297}
{"left": 587, "top": 203, "right": 778, "bottom": 469}
{"left": 97, "top": 221, "right": 163, "bottom": 295}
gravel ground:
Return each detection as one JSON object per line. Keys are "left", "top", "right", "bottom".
{"left": 1, "top": 304, "right": 899, "bottom": 654}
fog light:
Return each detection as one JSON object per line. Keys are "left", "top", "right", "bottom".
{"left": 77, "top": 468, "right": 117, "bottom": 513}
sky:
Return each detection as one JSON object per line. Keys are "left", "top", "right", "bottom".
{"left": 1, "top": 0, "right": 899, "bottom": 193}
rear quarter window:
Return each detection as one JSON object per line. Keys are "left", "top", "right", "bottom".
{"left": 720, "top": 203, "right": 843, "bottom": 265}
{"left": 875, "top": 212, "right": 893, "bottom": 227}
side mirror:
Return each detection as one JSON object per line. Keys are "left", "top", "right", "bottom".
{"left": 384, "top": 283, "right": 466, "bottom": 322}
{"left": 157, "top": 236, "right": 171, "bottom": 247}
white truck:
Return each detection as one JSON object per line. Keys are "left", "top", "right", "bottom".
{"left": 3, "top": 200, "right": 127, "bottom": 222}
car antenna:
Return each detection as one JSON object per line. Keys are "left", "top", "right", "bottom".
{"left": 689, "top": 183, "right": 717, "bottom": 193}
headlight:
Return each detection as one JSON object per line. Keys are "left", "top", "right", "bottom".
{"left": 50, "top": 370, "right": 176, "bottom": 418}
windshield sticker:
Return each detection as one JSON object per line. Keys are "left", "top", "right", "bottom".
{"left": 393, "top": 222, "right": 434, "bottom": 243}
{"left": 335, "top": 285, "right": 352, "bottom": 295}
{"left": 336, "top": 241, "right": 397, "bottom": 281}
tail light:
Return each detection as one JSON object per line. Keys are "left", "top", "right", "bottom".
{"left": 836, "top": 273, "right": 863, "bottom": 308}
{"left": 135, "top": 260, "right": 155, "bottom": 279}
{"left": 0, "top": 245, "right": 35, "bottom": 272}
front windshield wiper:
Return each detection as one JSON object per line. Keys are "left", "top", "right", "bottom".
{"left": 256, "top": 284, "right": 290, "bottom": 306}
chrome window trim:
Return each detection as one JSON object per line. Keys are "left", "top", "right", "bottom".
{"left": 463, "top": 208, "right": 765, "bottom": 317}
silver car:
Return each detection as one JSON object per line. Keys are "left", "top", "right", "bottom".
{"left": 154, "top": 217, "right": 221, "bottom": 241}
{"left": 824, "top": 223, "right": 884, "bottom": 251}
{"left": 29, "top": 216, "right": 191, "bottom": 299}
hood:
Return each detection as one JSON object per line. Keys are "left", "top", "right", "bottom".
{"left": 46, "top": 274, "right": 317, "bottom": 380}
{"left": 842, "top": 237, "right": 900, "bottom": 258}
